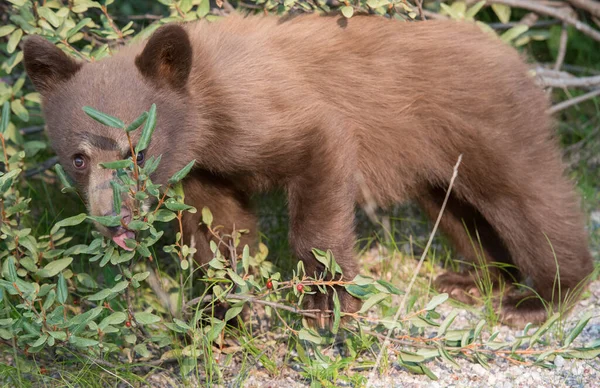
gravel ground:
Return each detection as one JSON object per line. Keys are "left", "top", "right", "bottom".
{"left": 238, "top": 280, "right": 600, "bottom": 388}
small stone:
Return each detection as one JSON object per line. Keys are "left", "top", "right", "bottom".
{"left": 472, "top": 364, "right": 487, "bottom": 375}
{"left": 554, "top": 355, "right": 565, "bottom": 368}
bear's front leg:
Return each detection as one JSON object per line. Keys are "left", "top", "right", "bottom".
{"left": 286, "top": 166, "right": 361, "bottom": 327}
{"left": 181, "top": 172, "right": 258, "bottom": 266}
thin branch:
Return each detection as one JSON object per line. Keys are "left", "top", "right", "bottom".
{"left": 487, "top": 19, "right": 560, "bottom": 30}
{"left": 415, "top": 0, "right": 426, "bottom": 21}
{"left": 368, "top": 154, "right": 463, "bottom": 383}
{"left": 185, "top": 293, "right": 320, "bottom": 319}
{"left": 19, "top": 125, "right": 44, "bottom": 136}
{"left": 548, "top": 88, "right": 600, "bottom": 114}
{"left": 485, "top": 0, "right": 600, "bottom": 42}
{"left": 554, "top": 24, "right": 569, "bottom": 71}
{"left": 566, "top": 0, "right": 600, "bottom": 18}
{"left": 24, "top": 156, "right": 59, "bottom": 178}
{"left": 535, "top": 67, "right": 600, "bottom": 88}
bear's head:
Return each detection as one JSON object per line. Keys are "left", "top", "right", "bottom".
{"left": 23, "top": 24, "right": 197, "bottom": 249}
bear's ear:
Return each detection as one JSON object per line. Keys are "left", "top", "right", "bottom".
{"left": 135, "top": 24, "right": 192, "bottom": 90}
{"left": 22, "top": 35, "right": 82, "bottom": 95}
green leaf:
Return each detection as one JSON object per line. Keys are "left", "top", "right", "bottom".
{"left": 165, "top": 201, "right": 194, "bottom": 212}
{"left": 180, "top": 0, "right": 193, "bottom": 13}
{"left": 11, "top": 99, "right": 28, "bottom": 121}
{"left": 134, "top": 312, "right": 161, "bottom": 325}
{"left": 43, "top": 289, "right": 56, "bottom": 310}
{"left": 31, "top": 333, "right": 48, "bottom": 348}
{"left": 125, "top": 111, "right": 148, "bottom": 133}
{"left": 154, "top": 209, "right": 177, "bottom": 222}
{"left": 206, "top": 319, "right": 226, "bottom": 342}
{"left": 491, "top": 3, "right": 511, "bottom": 24}
{"left": 0, "top": 25, "right": 16, "bottom": 37}
{"left": 332, "top": 290, "right": 341, "bottom": 335}
{"left": 201, "top": 207, "right": 213, "bottom": 227}
{"left": 0, "top": 101, "right": 9, "bottom": 134}
{"left": 224, "top": 303, "right": 244, "bottom": 322}
{"left": 226, "top": 269, "right": 246, "bottom": 287}
{"left": 111, "top": 280, "right": 129, "bottom": 294}
{"left": 99, "top": 312, "right": 127, "bottom": 329}
{"left": 341, "top": 6, "right": 353, "bottom": 18}
{"left": 530, "top": 312, "right": 560, "bottom": 347}
{"left": 57, "top": 273, "right": 68, "bottom": 304}
{"left": 132, "top": 272, "right": 150, "bottom": 282}
{"left": 134, "top": 343, "right": 151, "bottom": 358}
{"left": 299, "top": 328, "right": 323, "bottom": 344}
{"left": 87, "top": 288, "right": 113, "bottom": 301}
{"left": 7, "top": 28, "right": 23, "bottom": 54}
{"left": 135, "top": 103, "right": 156, "bottom": 153}
{"left": 52, "top": 213, "right": 87, "bottom": 234}
{"left": 38, "top": 6, "right": 61, "bottom": 27}
{"left": 87, "top": 215, "right": 121, "bottom": 227}
{"left": 82, "top": 106, "right": 125, "bottom": 128}
{"left": 425, "top": 293, "right": 448, "bottom": 311}
{"left": 110, "top": 181, "right": 122, "bottom": 215}
{"left": 37, "top": 257, "right": 73, "bottom": 278}
{"left": 69, "top": 335, "right": 99, "bottom": 348}
{"left": 168, "top": 159, "right": 196, "bottom": 184}
{"left": 242, "top": 245, "right": 250, "bottom": 274}
{"left": 465, "top": 0, "right": 485, "bottom": 19}
{"left": 500, "top": 25, "right": 529, "bottom": 43}
{"left": 67, "top": 17, "right": 92, "bottom": 39}
{"left": 197, "top": 0, "right": 210, "bottom": 17}
{"left": 67, "top": 306, "right": 103, "bottom": 329}
{"left": 48, "top": 331, "right": 67, "bottom": 341}
{"left": 99, "top": 159, "right": 132, "bottom": 169}
{"left": 352, "top": 274, "right": 375, "bottom": 286}
{"left": 0, "top": 169, "right": 21, "bottom": 193}
{"left": 54, "top": 164, "right": 76, "bottom": 193}
{"left": 437, "top": 310, "right": 458, "bottom": 337}
{"left": 357, "top": 293, "right": 388, "bottom": 314}
{"left": 564, "top": 312, "right": 592, "bottom": 347}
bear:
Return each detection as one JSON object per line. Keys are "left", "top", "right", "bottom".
{"left": 22, "top": 12, "right": 594, "bottom": 328}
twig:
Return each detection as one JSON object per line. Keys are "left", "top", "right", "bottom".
{"left": 415, "top": 0, "right": 426, "bottom": 21}
{"left": 566, "top": 0, "right": 600, "bottom": 18}
{"left": 548, "top": 88, "right": 600, "bottom": 114}
{"left": 20, "top": 125, "right": 44, "bottom": 135}
{"left": 484, "top": 0, "right": 600, "bottom": 42}
{"left": 535, "top": 67, "right": 600, "bottom": 88}
{"left": 24, "top": 156, "right": 59, "bottom": 178}
{"left": 554, "top": 24, "right": 568, "bottom": 71}
{"left": 487, "top": 19, "right": 560, "bottom": 30}
{"left": 185, "top": 293, "right": 320, "bottom": 319}
{"left": 367, "top": 154, "right": 463, "bottom": 384}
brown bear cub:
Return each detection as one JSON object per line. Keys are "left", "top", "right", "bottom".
{"left": 23, "top": 13, "right": 593, "bottom": 328}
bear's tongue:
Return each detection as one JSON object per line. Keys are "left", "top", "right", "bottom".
{"left": 112, "top": 231, "right": 135, "bottom": 251}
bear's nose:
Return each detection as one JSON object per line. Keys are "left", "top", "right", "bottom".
{"left": 103, "top": 209, "right": 131, "bottom": 234}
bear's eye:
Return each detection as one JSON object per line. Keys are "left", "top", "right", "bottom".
{"left": 135, "top": 151, "right": 145, "bottom": 165}
{"left": 126, "top": 150, "right": 145, "bottom": 165}
{"left": 73, "top": 154, "right": 87, "bottom": 169}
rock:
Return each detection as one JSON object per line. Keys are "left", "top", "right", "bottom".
{"left": 554, "top": 355, "right": 565, "bottom": 368}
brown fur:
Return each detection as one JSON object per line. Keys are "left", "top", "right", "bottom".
{"left": 23, "top": 13, "right": 594, "bottom": 328}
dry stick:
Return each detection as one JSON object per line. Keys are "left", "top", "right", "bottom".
{"left": 485, "top": 0, "right": 600, "bottom": 42}
{"left": 415, "top": 0, "right": 426, "bottom": 20}
{"left": 548, "top": 88, "right": 600, "bottom": 114}
{"left": 566, "top": 0, "right": 600, "bottom": 18}
{"left": 554, "top": 24, "right": 569, "bottom": 71}
{"left": 535, "top": 67, "right": 600, "bottom": 88}
{"left": 367, "top": 154, "right": 463, "bottom": 385}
